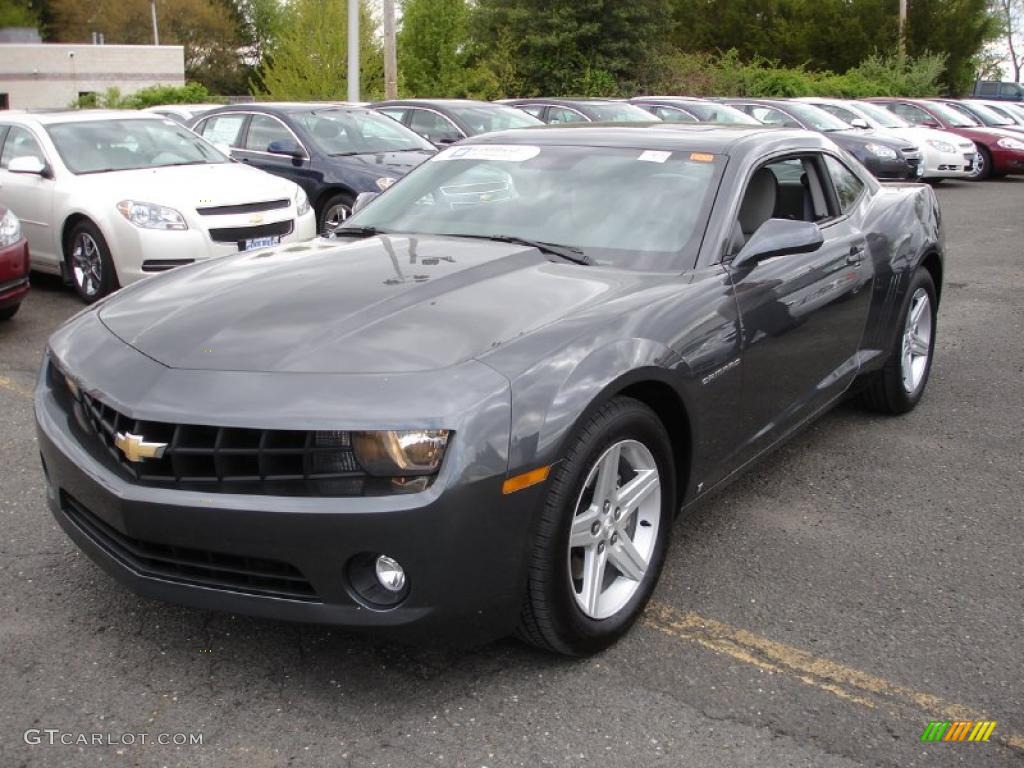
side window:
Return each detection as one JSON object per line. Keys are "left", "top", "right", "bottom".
{"left": 408, "top": 109, "right": 462, "bottom": 143}
{"left": 518, "top": 105, "right": 545, "bottom": 119}
{"left": 198, "top": 114, "right": 247, "bottom": 146}
{"left": 979, "top": 83, "right": 998, "bottom": 96}
{"left": 376, "top": 107, "right": 408, "bottom": 124}
{"left": 1000, "top": 83, "right": 1023, "bottom": 99}
{"left": 0, "top": 126, "right": 45, "bottom": 168}
{"left": 748, "top": 106, "right": 801, "bottom": 128}
{"left": 823, "top": 155, "right": 865, "bottom": 214}
{"left": 887, "top": 102, "right": 929, "bottom": 125}
{"left": 653, "top": 106, "right": 698, "bottom": 123}
{"left": 245, "top": 115, "right": 295, "bottom": 152}
{"left": 546, "top": 107, "right": 587, "bottom": 124}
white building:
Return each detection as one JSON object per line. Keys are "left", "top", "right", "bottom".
{"left": 0, "top": 42, "right": 184, "bottom": 110}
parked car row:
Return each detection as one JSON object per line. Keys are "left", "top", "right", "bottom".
{"left": 1, "top": 93, "right": 1019, "bottom": 310}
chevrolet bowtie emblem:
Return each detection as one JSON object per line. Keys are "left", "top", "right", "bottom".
{"left": 249, "top": 214, "right": 264, "bottom": 225}
{"left": 114, "top": 432, "right": 167, "bottom": 462}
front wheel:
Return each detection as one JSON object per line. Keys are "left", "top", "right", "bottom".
{"left": 859, "top": 269, "right": 937, "bottom": 414}
{"left": 66, "top": 220, "right": 116, "bottom": 303}
{"left": 318, "top": 193, "right": 354, "bottom": 236}
{"left": 0, "top": 304, "right": 20, "bottom": 321}
{"left": 969, "top": 145, "right": 991, "bottom": 181}
{"left": 517, "top": 397, "right": 675, "bottom": 656}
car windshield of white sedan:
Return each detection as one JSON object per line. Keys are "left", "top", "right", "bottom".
{"left": 584, "top": 104, "right": 660, "bottom": 122}
{"left": 445, "top": 104, "right": 543, "bottom": 133}
{"left": 344, "top": 144, "right": 722, "bottom": 271}
{"left": 47, "top": 119, "right": 228, "bottom": 174}
{"left": 292, "top": 109, "right": 435, "bottom": 155}
{"left": 852, "top": 101, "right": 911, "bottom": 129}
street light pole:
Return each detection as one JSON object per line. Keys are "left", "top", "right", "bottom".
{"left": 151, "top": 0, "right": 160, "bottom": 45}
{"left": 347, "top": 0, "right": 360, "bottom": 102}
{"left": 898, "top": 0, "right": 907, "bottom": 59}
{"left": 383, "top": 0, "right": 397, "bottom": 99}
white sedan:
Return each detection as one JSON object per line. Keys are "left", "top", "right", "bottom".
{"left": 798, "top": 97, "right": 977, "bottom": 180}
{"left": 0, "top": 110, "right": 317, "bottom": 301}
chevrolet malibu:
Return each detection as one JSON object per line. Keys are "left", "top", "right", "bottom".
{"left": 0, "top": 110, "right": 316, "bottom": 302}
{"left": 37, "top": 125, "right": 943, "bottom": 655}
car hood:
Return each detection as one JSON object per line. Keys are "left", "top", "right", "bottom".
{"left": 75, "top": 162, "right": 298, "bottom": 209}
{"left": 327, "top": 150, "right": 435, "bottom": 179}
{"left": 894, "top": 127, "right": 975, "bottom": 151}
{"left": 97, "top": 235, "right": 627, "bottom": 374}
{"left": 833, "top": 130, "right": 914, "bottom": 151}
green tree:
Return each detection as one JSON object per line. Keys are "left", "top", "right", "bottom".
{"left": 0, "top": 0, "right": 39, "bottom": 28}
{"left": 906, "top": 0, "right": 999, "bottom": 93}
{"left": 259, "top": 0, "right": 383, "bottom": 100}
{"left": 397, "top": 0, "right": 471, "bottom": 96}
{"left": 469, "top": 0, "right": 673, "bottom": 96}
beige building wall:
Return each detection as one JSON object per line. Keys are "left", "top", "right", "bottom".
{"left": 0, "top": 44, "right": 185, "bottom": 109}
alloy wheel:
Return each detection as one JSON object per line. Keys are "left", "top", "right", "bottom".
{"left": 901, "top": 287, "right": 932, "bottom": 394}
{"left": 72, "top": 232, "right": 103, "bottom": 299}
{"left": 567, "top": 439, "right": 661, "bottom": 620}
{"left": 322, "top": 203, "right": 352, "bottom": 234}
{"left": 970, "top": 150, "right": 986, "bottom": 179}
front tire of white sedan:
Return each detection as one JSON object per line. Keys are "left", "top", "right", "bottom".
{"left": 66, "top": 220, "right": 117, "bottom": 303}
{"left": 517, "top": 397, "right": 675, "bottom": 656}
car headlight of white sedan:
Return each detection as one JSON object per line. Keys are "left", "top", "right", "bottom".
{"left": 295, "top": 185, "right": 310, "bottom": 216}
{"left": 0, "top": 209, "right": 22, "bottom": 247}
{"left": 996, "top": 137, "right": 1024, "bottom": 151}
{"left": 116, "top": 200, "right": 188, "bottom": 231}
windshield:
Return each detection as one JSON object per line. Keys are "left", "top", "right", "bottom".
{"left": 782, "top": 102, "right": 852, "bottom": 132}
{"left": 684, "top": 103, "right": 759, "bottom": 124}
{"left": 445, "top": 104, "right": 543, "bottom": 134}
{"left": 582, "top": 103, "right": 660, "bottom": 122}
{"left": 951, "top": 102, "right": 1012, "bottom": 126}
{"left": 852, "top": 101, "right": 910, "bottom": 128}
{"left": 47, "top": 118, "right": 229, "bottom": 174}
{"left": 292, "top": 108, "right": 435, "bottom": 154}
{"left": 343, "top": 143, "right": 723, "bottom": 271}
{"left": 926, "top": 101, "right": 979, "bottom": 127}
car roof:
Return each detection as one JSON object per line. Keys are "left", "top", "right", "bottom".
{"left": 505, "top": 97, "right": 626, "bottom": 106}
{"left": 461, "top": 123, "right": 816, "bottom": 154}
{"left": 370, "top": 99, "right": 506, "bottom": 108}
{"left": 203, "top": 102, "right": 367, "bottom": 114}
{"left": 5, "top": 109, "right": 165, "bottom": 125}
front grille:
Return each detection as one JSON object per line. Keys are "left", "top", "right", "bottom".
{"left": 207, "top": 219, "right": 293, "bottom": 244}
{"left": 77, "top": 389, "right": 370, "bottom": 496}
{"left": 61, "top": 493, "right": 318, "bottom": 601}
{"left": 196, "top": 199, "right": 289, "bottom": 216}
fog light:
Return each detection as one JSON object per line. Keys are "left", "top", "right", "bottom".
{"left": 375, "top": 555, "right": 406, "bottom": 592}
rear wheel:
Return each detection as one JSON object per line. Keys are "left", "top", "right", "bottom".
{"left": 517, "top": 397, "right": 675, "bottom": 655}
{"left": 859, "top": 269, "right": 937, "bottom": 414}
{"left": 66, "top": 220, "right": 116, "bottom": 303}
{"left": 0, "top": 304, "right": 19, "bottom": 321}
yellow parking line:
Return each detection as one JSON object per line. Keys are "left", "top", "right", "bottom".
{"left": 644, "top": 601, "right": 1023, "bottom": 752}
{"left": 0, "top": 375, "right": 33, "bottom": 400}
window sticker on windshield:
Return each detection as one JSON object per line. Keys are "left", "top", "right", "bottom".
{"left": 638, "top": 150, "right": 671, "bottom": 163}
{"left": 435, "top": 145, "right": 541, "bottom": 162}
{"left": 689, "top": 152, "right": 715, "bottom": 163}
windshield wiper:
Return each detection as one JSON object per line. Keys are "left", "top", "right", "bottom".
{"left": 332, "top": 225, "right": 388, "bottom": 237}
{"left": 480, "top": 234, "right": 592, "bottom": 265}
{"left": 328, "top": 151, "right": 364, "bottom": 157}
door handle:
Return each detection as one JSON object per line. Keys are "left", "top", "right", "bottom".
{"left": 846, "top": 245, "right": 865, "bottom": 265}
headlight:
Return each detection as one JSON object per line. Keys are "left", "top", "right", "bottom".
{"left": 865, "top": 143, "right": 898, "bottom": 160}
{"left": 996, "top": 137, "right": 1024, "bottom": 151}
{"left": 116, "top": 200, "right": 187, "bottom": 230}
{"left": 353, "top": 429, "right": 450, "bottom": 476}
{"left": 294, "top": 185, "right": 310, "bottom": 216}
{"left": 926, "top": 139, "right": 956, "bottom": 153}
{"left": 375, "top": 176, "right": 397, "bottom": 191}
{"left": 0, "top": 209, "right": 21, "bottom": 247}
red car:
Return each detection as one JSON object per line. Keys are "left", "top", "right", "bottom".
{"left": 867, "top": 97, "right": 1024, "bottom": 180}
{"left": 0, "top": 207, "right": 29, "bottom": 321}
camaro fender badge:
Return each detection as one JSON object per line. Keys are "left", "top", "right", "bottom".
{"left": 701, "top": 357, "right": 741, "bottom": 386}
{"left": 114, "top": 432, "right": 168, "bottom": 462}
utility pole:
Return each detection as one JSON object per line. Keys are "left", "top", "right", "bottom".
{"left": 347, "top": 0, "right": 360, "bottom": 102}
{"left": 151, "top": 0, "right": 160, "bottom": 45}
{"left": 898, "top": 0, "right": 907, "bottom": 59}
{"left": 383, "top": 0, "right": 397, "bottom": 99}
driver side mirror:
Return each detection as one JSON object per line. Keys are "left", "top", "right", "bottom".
{"left": 267, "top": 139, "right": 303, "bottom": 157}
{"left": 8, "top": 155, "right": 51, "bottom": 178}
{"left": 731, "top": 219, "right": 824, "bottom": 270}
{"left": 352, "top": 191, "right": 380, "bottom": 214}
{"left": 849, "top": 117, "right": 870, "bottom": 130}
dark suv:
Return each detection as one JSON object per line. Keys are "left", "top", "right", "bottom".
{"left": 191, "top": 103, "right": 436, "bottom": 234}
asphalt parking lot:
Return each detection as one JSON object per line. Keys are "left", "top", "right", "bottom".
{"left": 1, "top": 177, "right": 1022, "bottom": 768}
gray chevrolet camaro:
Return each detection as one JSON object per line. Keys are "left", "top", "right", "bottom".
{"left": 36, "top": 124, "right": 943, "bottom": 656}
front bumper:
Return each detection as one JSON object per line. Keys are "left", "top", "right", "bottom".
{"left": 0, "top": 238, "right": 30, "bottom": 309}
{"left": 919, "top": 147, "right": 976, "bottom": 179}
{"left": 35, "top": 322, "right": 534, "bottom": 644}
{"left": 990, "top": 146, "right": 1024, "bottom": 175}
{"left": 860, "top": 154, "right": 917, "bottom": 180}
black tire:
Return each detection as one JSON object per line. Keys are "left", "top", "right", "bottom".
{"left": 517, "top": 397, "right": 676, "bottom": 656}
{"left": 66, "top": 220, "right": 116, "bottom": 303}
{"left": 0, "top": 303, "right": 19, "bottom": 321}
{"left": 318, "top": 192, "right": 355, "bottom": 235}
{"left": 971, "top": 145, "right": 992, "bottom": 181}
{"left": 859, "top": 269, "right": 937, "bottom": 415}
